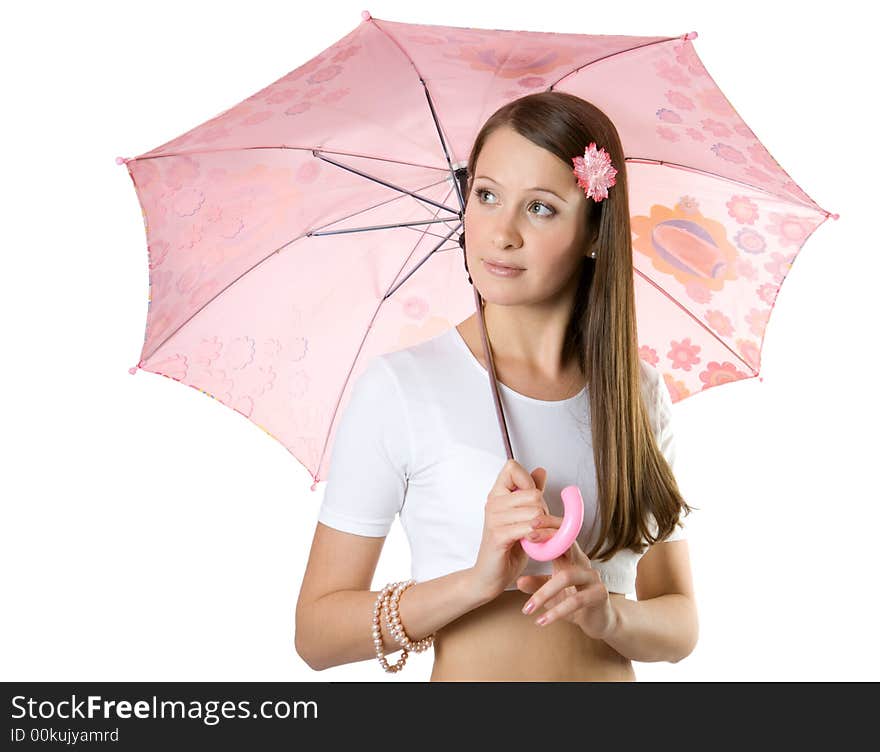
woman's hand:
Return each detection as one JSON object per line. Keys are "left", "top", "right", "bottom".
{"left": 515, "top": 513, "right": 618, "bottom": 641}
{"left": 470, "top": 460, "right": 551, "bottom": 602}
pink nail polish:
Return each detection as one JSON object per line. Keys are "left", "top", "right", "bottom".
{"left": 522, "top": 601, "right": 534, "bottom": 614}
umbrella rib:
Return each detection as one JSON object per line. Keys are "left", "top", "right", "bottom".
{"left": 314, "top": 150, "right": 460, "bottom": 215}
{"left": 625, "top": 157, "right": 828, "bottom": 216}
{"left": 633, "top": 265, "right": 758, "bottom": 376}
{"left": 548, "top": 35, "right": 685, "bottom": 88}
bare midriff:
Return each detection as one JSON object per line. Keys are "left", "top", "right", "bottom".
{"left": 430, "top": 589, "right": 635, "bottom": 681}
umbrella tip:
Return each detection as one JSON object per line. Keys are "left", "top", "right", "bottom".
{"left": 830, "top": 212, "right": 840, "bottom": 220}
{"left": 129, "top": 365, "right": 138, "bottom": 375}
{"left": 116, "top": 156, "right": 130, "bottom": 165}
{"left": 684, "top": 31, "right": 697, "bottom": 41}
{"left": 311, "top": 476, "right": 320, "bottom": 491}
{"left": 361, "top": 10, "right": 371, "bottom": 21}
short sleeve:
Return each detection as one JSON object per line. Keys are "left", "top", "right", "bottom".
{"left": 316, "top": 357, "right": 411, "bottom": 538}
{"left": 653, "top": 367, "right": 687, "bottom": 542}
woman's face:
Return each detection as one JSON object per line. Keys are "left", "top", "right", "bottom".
{"left": 464, "top": 125, "right": 591, "bottom": 305}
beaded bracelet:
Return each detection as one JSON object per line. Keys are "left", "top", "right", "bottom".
{"left": 372, "top": 579, "right": 435, "bottom": 673}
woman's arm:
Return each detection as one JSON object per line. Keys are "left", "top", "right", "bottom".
{"left": 298, "top": 562, "right": 491, "bottom": 671}
{"left": 601, "top": 592, "right": 698, "bottom": 663}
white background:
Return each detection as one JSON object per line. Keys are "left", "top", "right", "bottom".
{"left": 2, "top": 0, "right": 875, "bottom": 682}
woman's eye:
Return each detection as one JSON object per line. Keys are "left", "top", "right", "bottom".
{"left": 473, "top": 188, "right": 554, "bottom": 217}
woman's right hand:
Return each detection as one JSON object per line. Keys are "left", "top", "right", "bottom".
{"left": 470, "top": 459, "right": 550, "bottom": 602}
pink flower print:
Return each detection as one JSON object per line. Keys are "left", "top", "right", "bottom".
{"left": 727, "top": 196, "right": 759, "bottom": 225}
{"left": 734, "top": 123, "right": 755, "bottom": 139}
{"left": 193, "top": 124, "right": 233, "bottom": 146}
{"left": 517, "top": 76, "right": 546, "bottom": 89}
{"left": 674, "top": 44, "right": 707, "bottom": 78}
{"left": 233, "top": 394, "right": 255, "bottom": 419}
{"left": 307, "top": 64, "right": 343, "bottom": 85}
{"left": 304, "top": 86, "right": 325, "bottom": 99}
{"left": 403, "top": 296, "right": 429, "bottom": 319}
{"left": 288, "top": 369, "right": 310, "bottom": 400}
{"left": 675, "top": 195, "right": 700, "bottom": 215}
{"left": 700, "top": 119, "right": 731, "bottom": 137}
{"left": 696, "top": 89, "right": 733, "bottom": 117}
{"left": 736, "top": 339, "right": 761, "bottom": 371}
{"left": 321, "top": 87, "right": 351, "bottom": 104}
{"left": 178, "top": 222, "right": 202, "bottom": 251}
{"left": 150, "top": 268, "right": 173, "bottom": 300}
{"left": 240, "top": 111, "right": 275, "bottom": 127}
{"left": 264, "top": 87, "right": 299, "bottom": 105}
{"left": 288, "top": 336, "right": 308, "bottom": 362}
{"left": 284, "top": 101, "right": 313, "bottom": 116}
{"left": 685, "top": 280, "right": 712, "bottom": 304}
{"left": 218, "top": 214, "right": 245, "bottom": 240}
{"left": 189, "top": 277, "right": 225, "bottom": 307}
{"left": 711, "top": 143, "right": 747, "bottom": 164}
{"left": 737, "top": 257, "right": 758, "bottom": 281}
{"left": 757, "top": 282, "right": 779, "bottom": 306}
{"left": 288, "top": 56, "right": 328, "bottom": 82}
{"left": 765, "top": 213, "right": 813, "bottom": 249}
{"left": 744, "top": 166, "right": 775, "bottom": 185}
{"left": 227, "top": 336, "right": 257, "bottom": 371}
{"left": 639, "top": 345, "right": 660, "bottom": 366}
{"left": 666, "top": 90, "right": 695, "bottom": 110}
{"left": 734, "top": 227, "right": 767, "bottom": 254}
{"left": 781, "top": 180, "right": 811, "bottom": 203}
{"left": 657, "top": 108, "right": 684, "bottom": 124}
{"left": 176, "top": 263, "right": 205, "bottom": 295}
{"left": 667, "top": 338, "right": 702, "bottom": 371}
{"left": 170, "top": 187, "right": 206, "bottom": 218}
{"left": 745, "top": 307, "right": 771, "bottom": 338}
{"left": 705, "top": 309, "right": 734, "bottom": 337}
{"left": 747, "top": 143, "right": 780, "bottom": 172}
{"left": 165, "top": 158, "right": 201, "bottom": 189}
{"left": 685, "top": 128, "right": 706, "bottom": 142}
{"left": 296, "top": 161, "right": 321, "bottom": 184}
{"left": 153, "top": 352, "right": 188, "bottom": 381}
{"left": 193, "top": 336, "right": 223, "bottom": 369}
{"left": 331, "top": 44, "right": 360, "bottom": 63}
{"left": 193, "top": 367, "right": 235, "bottom": 404}
{"left": 699, "top": 361, "right": 749, "bottom": 388}
{"left": 764, "top": 251, "right": 795, "bottom": 284}
{"left": 657, "top": 125, "right": 680, "bottom": 142}
{"left": 148, "top": 239, "right": 170, "bottom": 269}
{"left": 655, "top": 59, "right": 691, "bottom": 86}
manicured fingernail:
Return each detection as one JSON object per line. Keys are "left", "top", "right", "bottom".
{"left": 522, "top": 601, "right": 534, "bottom": 614}
{"left": 536, "top": 615, "right": 548, "bottom": 626}
{"left": 528, "top": 532, "right": 539, "bottom": 540}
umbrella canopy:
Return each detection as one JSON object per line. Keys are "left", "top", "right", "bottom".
{"left": 120, "top": 11, "right": 837, "bottom": 491}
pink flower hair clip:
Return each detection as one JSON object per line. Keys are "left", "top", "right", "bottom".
{"left": 572, "top": 142, "right": 617, "bottom": 202}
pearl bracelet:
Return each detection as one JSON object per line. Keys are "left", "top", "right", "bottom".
{"left": 372, "top": 579, "right": 435, "bottom": 673}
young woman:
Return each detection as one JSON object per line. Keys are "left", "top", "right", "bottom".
{"left": 295, "top": 92, "right": 698, "bottom": 681}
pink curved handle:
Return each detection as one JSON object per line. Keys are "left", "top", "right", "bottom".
{"left": 520, "top": 485, "right": 584, "bottom": 561}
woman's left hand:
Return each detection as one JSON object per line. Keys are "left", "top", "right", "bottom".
{"left": 517, "top": 512, "right": 618, "bottom": 641}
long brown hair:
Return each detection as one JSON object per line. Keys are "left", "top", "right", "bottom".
{"left": 463, "top": 91, "right": 694, "bottom": 560}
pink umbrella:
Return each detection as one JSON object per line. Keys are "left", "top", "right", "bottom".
{"left": 119, "top": 10, "right": 837, "bottom": 513}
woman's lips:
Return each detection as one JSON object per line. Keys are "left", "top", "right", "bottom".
{"left": 483, "top": 259, "right": 525, "bottom": 277}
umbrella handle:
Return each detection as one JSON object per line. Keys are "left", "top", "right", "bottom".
{"left": 519, "top": 485, "right": 584, "bottom": 561}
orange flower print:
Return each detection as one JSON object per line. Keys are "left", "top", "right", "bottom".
{"left": 662, "top": 372, "right": 692, "bottom": 402}
{"left": 699, "top": 361, "right": 750, "bottom": 388}
{"left": 765, "top": 212, "right": 814, "bottom": 249}
{"left": 667, "top": 338, "right": 701, "bottom": 371}
{"left": 727, "top": 195, "right": 759, "bottom": 225}
{"left": 675, "top": 195, "right": 700, "bottom": 215}
{"left": 704, "top": 310, "right": 734, "bottom": 337}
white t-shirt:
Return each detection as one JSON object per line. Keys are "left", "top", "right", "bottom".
{"left": 316, "top": 326, "right": 686, "bottom": 595}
